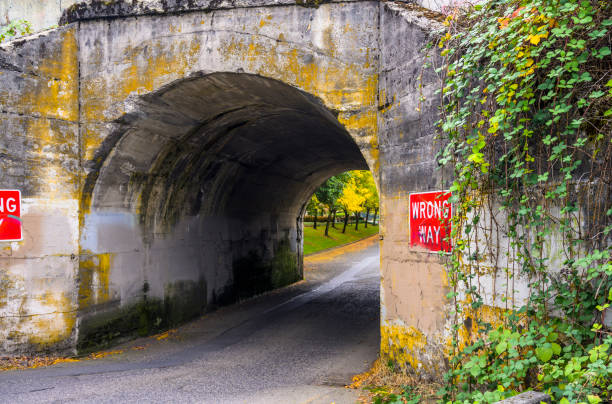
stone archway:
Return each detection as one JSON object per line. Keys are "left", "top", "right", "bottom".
{"left": 77, "top": 72, "right": 373, "bottom": 349}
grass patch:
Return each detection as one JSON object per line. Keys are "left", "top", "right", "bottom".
{"left": 303, "top": 222, "right": 379, "bottom": 255}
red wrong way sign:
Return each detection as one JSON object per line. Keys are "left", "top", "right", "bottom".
{"left": 409, "top": 190, "right": 452, "bottom": 252}
{"left": 0, "top": 190, "right": 22, "bottom": 242}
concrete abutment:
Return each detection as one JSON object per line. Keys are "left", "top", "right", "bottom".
{"left": 0, "top": 0, "right": 450, "bottom": 378}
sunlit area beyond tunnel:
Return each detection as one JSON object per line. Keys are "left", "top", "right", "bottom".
{"left": 303, "top": 170, "right": 379, "bottom": 256}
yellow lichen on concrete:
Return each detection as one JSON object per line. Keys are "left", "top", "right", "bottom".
{"left": 283, "top": 48, "right": 378, "bottom": 109}
{"left": 78, "top": 252, "right": 114, "bottom": 310}
{"left": 338, "top": 108, "right": 379, "bottom": 172}
{"left": 217, "top": 34, "right": 381, "bottom": 175}
{"left": 259, "top": 15, "right": 273, "bottom": 27}
{"left": 448, "top": 302, "right": 517, "bottom": 355}
{"left": 0, "top": 27, "right": 80, "bottom": 202}
{"left": 1, "top": 267, "right": 76, "bottom": 349}
{"left": 83, "top": 39, "right": 201, "bottom": 122}
{"left": 221, "top": 36, "right": 378, "bottom": 110}
{"left": 0, "top": 267, "right": 13, "bottom": 302}
{"left": 81, "top": 39, "right": 202, "bottom": 160}
{"left": 26, "top": 119, "right": 79, "bottom": 198}
{"left": 381, "top": 323, "right": 427, "bottom": 371}
{"left": 9, "top": 28, "right": 80, "bottom": 122}
{"left": 28, "top": 292, "right": 76, "bottom": 347}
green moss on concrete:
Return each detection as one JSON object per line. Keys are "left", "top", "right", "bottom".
{"left": 232, "top": 238, "right": 300, "bottom": 300}
{"left": 164, "top": 279, "right": 207, "bottom": 326}
{"left": 77, "top": 278, "right": 207, "bottom": 353}
{"left": 77, "top": 298, "right": 164, "bottom": 353}
{"left": 270, "top": 239, "right": 299, "bottom": 288}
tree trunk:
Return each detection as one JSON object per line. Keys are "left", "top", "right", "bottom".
{"left": 355, "top": 212, "right": 360, "bottom": 231}
{"left": 331, "top": 209, "right": 337, "bottom": 228}
{"left": 342, "top": 209, "right": 349, "bottom": 233}
{"left": 313, "top": 210, "right": 317, "bottom": 229}
{"left": 364, "top": 208, "right": 370, "bottom": 228}
{"left": 373, "top": 208, "right": 378, "bottom": 225}
{"left": 324, "top": 210, "right": 331, "bottom": 237}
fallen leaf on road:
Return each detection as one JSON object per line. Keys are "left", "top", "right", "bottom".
{"left": 89, "top": 350, "right": 123, "bottom": 359}
{"left": 155, "top": 329, "right": 178, "bottom": 341}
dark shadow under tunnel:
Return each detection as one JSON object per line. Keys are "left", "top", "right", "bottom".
{"left": 78, "top": 72, "right": 370, "bottom": 350}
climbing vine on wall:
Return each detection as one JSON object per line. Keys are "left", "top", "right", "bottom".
{"left": 0, "top": 20, "right": 31, "bottom": 43}
{"left": 433, "top": 0, "right": 612, "bottom": 401}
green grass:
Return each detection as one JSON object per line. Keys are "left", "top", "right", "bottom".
{"left": 303, "top": 222, "right": 379, "bottom": 255}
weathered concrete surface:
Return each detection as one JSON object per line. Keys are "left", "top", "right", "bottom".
{"left": 0, "top": 26, "right": 81, "bottom": 354}
{"left": 0, "top": 0, "right": 450, "bottom": 379}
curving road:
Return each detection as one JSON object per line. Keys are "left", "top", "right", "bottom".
{"left": 0, "top": 239, "right": 380, "bottom": 404}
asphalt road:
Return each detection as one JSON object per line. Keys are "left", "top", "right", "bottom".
{"left": 0, "top": 238, "right": 380, "bottom": 404}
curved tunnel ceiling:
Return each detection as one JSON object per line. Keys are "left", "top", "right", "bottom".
{"left": 91, "top": 72, "right": 369, "bottom": 233}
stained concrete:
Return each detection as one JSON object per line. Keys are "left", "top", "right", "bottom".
{"left": 0, "top": 0, "right": 450, "bottom": 379}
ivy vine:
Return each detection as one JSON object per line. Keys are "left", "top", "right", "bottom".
{"left": 432, "top": 0, "right": 612, "bottom": 401}
{"left": 0, "top": 20, "right": 31, "bottom": 44}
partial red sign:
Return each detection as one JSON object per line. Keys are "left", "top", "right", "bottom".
{"left": 0, "top": 190, "right": 22, "bottom": 242}
{"left": 409, "top": 190, "right": 452, "bottom": 252}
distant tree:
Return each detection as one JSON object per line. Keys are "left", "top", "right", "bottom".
{"left": 315, "top": 173, "right": 350, "bottom": 237}
{"left": 371, "top": 205, "right": 379, "bottom": 226}
{"left": 360, "top": 172, "right": 379, "bottom": 228}
{"left": 343, "top": 170, "right": 378, "bottom": 230}
{"left": 306, "top": 194, "right": 321, "bottom": 229}
{"left": 337, "top": 177, "right": 365, "bottom": 234}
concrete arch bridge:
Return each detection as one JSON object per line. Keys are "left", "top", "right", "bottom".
{"left": 0, "top": 0, "right": 450, "bottom": 376}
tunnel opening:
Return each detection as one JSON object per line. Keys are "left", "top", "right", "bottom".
{"left": 78, "top": 72, "right": 373, "bottom": 351}
{"left": 303, "top": 170, "right": 380, "bottom": 256}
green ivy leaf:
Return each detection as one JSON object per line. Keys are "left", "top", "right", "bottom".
{"left": 536, "top": 346, "right": 553, "bottom": 362}
{"left": 496, "top": 342, "right": 508, "bottom": 355}
{"left": 587, "top": 395, "right": 602, "bottom": 404}
{"left": 595, "top": 47, "right": 611, "bottom": 59}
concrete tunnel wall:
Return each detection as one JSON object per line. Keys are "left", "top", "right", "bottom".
{"left": 79, "top": 72, "right": 370, "bottom": 348}
{"left": 0, "top": 0, "right": 450, "bottom": 376}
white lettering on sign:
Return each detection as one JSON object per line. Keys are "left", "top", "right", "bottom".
{"left": 410, "top": 190, "right": 452, "bottom": 252}
{"left": 418, "top": 225, "right": 442, "bottom": 244}
{"left": 0, "top": 197, "right": 18, "bottom": 213}
{"left": 0, "top": 189, "right": 22, "bottom": 242}
{"left": 411, "top": 200, "right": 450, "bottom": 219}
